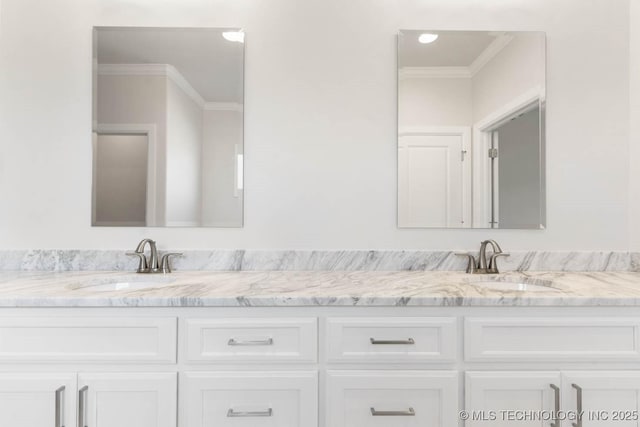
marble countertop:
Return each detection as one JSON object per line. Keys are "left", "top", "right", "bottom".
{"left": 2, "top": 270, "right": 640, "bottom": 307}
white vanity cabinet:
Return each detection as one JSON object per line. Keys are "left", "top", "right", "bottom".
{"left": 0, "top": 315, "right": 178, "bottom": 427}
{"left": 2, "top": 307, "right": 640, "bottom": 427}
{"left": 466, "top": 371, "right": 640, "bottom": 427}
{"left": 0, "top": 372, "right": 176, "bottom": 427}
{"left": 0, "top": 373, "right": 77, "bottom": 427}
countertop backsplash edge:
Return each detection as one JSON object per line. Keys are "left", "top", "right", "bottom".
{"left": 0, "top": 250, "right": 637, "bottom": 272}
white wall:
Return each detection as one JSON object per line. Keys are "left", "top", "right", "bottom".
{"left": 398, "top": 77, "right": 472, "bottom": 128}
{"left": 471, "top": 34, "right": 545, "bottom": 123}
{"left": 165, "top": 78, "right": 203, "bottom": 226}
{"left": 0, "top": 0, "right": 632, "bottom": 251}
{"left": 630, "top": 0, "right": 640, "bottom": 250}
{"left": 201, "top": 109, "right": 243, "bottom": 227}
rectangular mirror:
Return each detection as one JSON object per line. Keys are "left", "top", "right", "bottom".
{"left": 92, "top": 27, "right": 244, "bottom": 227}
{"left": 398, "top": 30, "right": 546, "bottom": 229}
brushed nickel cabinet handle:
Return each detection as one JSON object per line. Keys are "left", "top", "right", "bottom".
{"left": 370, "top": 407, "right": 416, "bottom": 416}
{"left": 78, "top": 386, "right": 88, "bottom": 427}
{"left": 227, "top": 338, "right": 274, "bottom": 346}
{"left": 55, "top": 386, "right": 65, "bottom": 427}
{"left": 370, "top": 338, "right": 415, "bottom": 345}
{"left": 550, "top": 384, "right": 560, "bottom": 427}
{"left": 227, "top": 408, "right": 273, "bottom": 417}
{"left": 572, "top": 383, "right": 583, "bottom": 427}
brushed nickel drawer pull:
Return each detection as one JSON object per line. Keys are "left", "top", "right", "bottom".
{"left": 227, "top": 338, "right": 274, "bottom": 346}
{"left": 78, "top": 386, "right": 88, "bottom": 427}
{"left": 55, "top": 386, "right": 65, "bottom": 427}
{"left": 550, "top": 384, "right": 560, "bottom": 427}
{"left": 370, "top": 338, "right": 415, "bottom": 345}
{"left": 227, "top": 408, "right": 273, "bottom": 417}
{"left": 370, "top": 407, "right": 416, "bottom": 416}
{"left": 572, "top": 384, "right": 583, "bottom": 427}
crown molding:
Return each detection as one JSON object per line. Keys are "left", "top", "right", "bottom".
{"left": 399, "top": 34, "right": 515, "bottom": 81}
{"left": 204, "top": 102, "right": 244, "bottom": 112}
{"left": 469, "top": 34, "right": 515, "bottom": 77}
{"left": 399, "top": 66, "right": 471, "bottom": 80}
{"left": 97, "top": 63, "right": 206, "bottom": 108}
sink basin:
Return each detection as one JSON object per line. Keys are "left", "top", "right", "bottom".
{"left": 70, "top": 275, "right": 176, "bottom": 292}
{"left": 468, "top": 278, "right": 558, "bottom": 292}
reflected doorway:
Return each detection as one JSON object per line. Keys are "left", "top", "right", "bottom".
{"left": 92, "top": 133, "right": 149, "bottom": 226}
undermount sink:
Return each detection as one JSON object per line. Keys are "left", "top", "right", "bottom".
{"left": 468, "top": 278, "right": 558, "bottom": 292}
{"left": 70, "top": 275, "right": 176, "bottom": 292}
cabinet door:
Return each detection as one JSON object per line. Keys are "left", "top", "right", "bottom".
{"left": 563, "top": 372, "right": 640, "bottom": 426}
{"left": 181, "top": 371, "right": 318, "bottom": 427}
{"left": 0, "top": 373, "right": 77, "bottom": 427}
{"left": 465, "top": 371, "right": 561, "bottom": 426}
{"left": 78, "top": 372, "right": 176, "bottom": 427}
{"left": 326, "top": 370, "right": 458, "bottom": 427}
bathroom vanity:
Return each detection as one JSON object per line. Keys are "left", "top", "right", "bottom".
{"left": 2, "top": 271, "right": 640, "bottom": 427}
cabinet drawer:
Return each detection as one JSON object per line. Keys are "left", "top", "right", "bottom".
{"left": 0, "top": 317, "right": 177, "bottom": 363}
{"left": 326, "top": 370, "right": 458, "bottom": 427}
{"left": 465, "top": 317, "right": 640, "bottom": 362}
{"left": 181, "top": 371, "right": 318, "bottom": 427}
{"left": 325, "top": 317, "right": 457, "bottom": 363}
{"left": 184, "top": 318, "right": 317, "bottom": 363}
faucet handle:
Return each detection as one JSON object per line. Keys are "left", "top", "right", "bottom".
{"left": 160, "top": 253, "right": 183, "bottom": 273}
{"left": 126, "top": 252, "right": 148, "bottom": 273}
{"left": 455, "top": 253, "right": 477, "bottom": 274}
{"left": 488, "top": 253, "right": 510, "bottom": 273}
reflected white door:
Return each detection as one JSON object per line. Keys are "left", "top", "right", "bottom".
{"left": 0, "top": 373, "right": 77, "bottom": 427}
{"left": 79, "top": 372, "right": 176, "bottom": 427}
{"left": 398, "top": 129, "right": 469, "bottom": 227}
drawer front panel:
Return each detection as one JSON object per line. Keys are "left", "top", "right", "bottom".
{"left": 326, "top": 317, "right": 457, "bottom": 363}
{"left": 0, "top": 317, "right": 177, "bottom": 363}
{"left": 184, "top": 318, "right": 317, "bottom": 363}
{"left": 326, "top": 370, "right": 458, "bottom": 427}
{"left": 465, "top": 317, "right": 640, "bottom": 362}
{"left": 181, "top": 371, "right": 318, "bottom": 427}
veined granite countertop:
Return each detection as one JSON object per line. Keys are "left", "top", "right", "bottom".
{"left": 2, "top": 270, "right": 640, "bottom": 307}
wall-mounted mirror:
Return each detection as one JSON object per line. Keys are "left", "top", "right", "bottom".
{"left": 398, "top": 30, "right": 546, "bottom": 229}
{"left": 92, "top": 27, "right": 244, "bottom": 227}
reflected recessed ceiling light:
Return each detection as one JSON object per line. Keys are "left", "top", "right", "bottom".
{"left": 418, "top": 33, "right": 439, "bottom": 44}
{"left": 222, "top": 31, "right": 245, "bottom": 43}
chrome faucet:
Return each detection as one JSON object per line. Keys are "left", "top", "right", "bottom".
{"left": 127, "top": 239, "right": 182, "bottom": 273}
{"left": 456, "top": 240, "right": 510, "bottom": 274}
